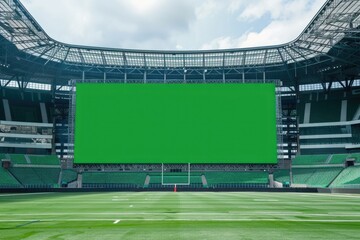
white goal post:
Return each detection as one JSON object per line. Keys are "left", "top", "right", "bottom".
{"left": 161, "top": 163, "right": 191, "bottom": 186}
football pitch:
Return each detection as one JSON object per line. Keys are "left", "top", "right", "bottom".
{"left": 1, "top": 192, "right": 360, "bottom": 239}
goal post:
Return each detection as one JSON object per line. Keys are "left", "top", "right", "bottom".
{"left": 161, "top": 163, "right": 191, "bottom": 186}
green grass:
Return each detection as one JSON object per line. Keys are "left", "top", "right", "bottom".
{"left": 0, "top": 192, "right": 360, "bottom": 239}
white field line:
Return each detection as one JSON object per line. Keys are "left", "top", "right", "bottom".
{"left": 0, "top": 192, "right": 54, "bottom": 197}
{"left": 113, "top": 220, "right": 121, "bottom": 224}
{"left": 283, "top": 192, "right": 360, "bottom": 198}
{"left": 5, "top": 201, "right": 360, "bottom": 205}
{"left": 253, "top": 199, "right": 279, "bottom": 202}
{"left": 1, "top": 219, "right": 360, "bottom": 223}
{"left": 2, "top": 212, "right": 360, "bottom": 217}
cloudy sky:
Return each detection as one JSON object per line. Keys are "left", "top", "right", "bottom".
{"left": 21, "top": 0, "right": 327, "bottom": 50}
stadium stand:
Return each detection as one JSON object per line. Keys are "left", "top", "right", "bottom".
{"left": 328, "top": 154, "right": 348, "bottom": 164}
{"left": 82, "top": 172, "right": 147, "bottom": 188}
{"left": 9, "top": 167, "right": 60, "bottom": 188}
{"left": 349, "top": 153, "right": 360, "bottom": 161}
{"left": 273, "top": 169, "right": 291, "bottom": 184}
{"left": 148, "top": 172, "right": 203, "bottom": 188}
{"left": 61, "top": 169, "right": 78, "bottom": 185}
{"left": 28, "top": 155, "right": 60, "bottom": 165}
{"left": 292, "top": 153, "right": 359, "bottom": 166}
{"left": 205, "top": 171, "right": 269, "bottom": 188}
{"left": 9, "top": 154, "right": 28, "bottom": 165}
{"left": 330, "top": 166, "right": 360, "bottom": 188}
{"left": 0, "top": 167, "right": 22, "bottom": 188}
{"left": 292, "top": 155, "right": 329, "bottom": 166}
{"left": 292, "top": 168, "right": 343, "bottom": 188}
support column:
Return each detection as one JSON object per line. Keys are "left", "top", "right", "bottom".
{"left": 40, "top": 102, "right": 49, "bottom": 123}
{"left": 3, "top": 99, "right": 11, "bottom": 121}
{"left": 304, "top": 103, "right": 311, "bottom": 124}
{"left": 340, "top": 100, "right": 347, "bottom": 122}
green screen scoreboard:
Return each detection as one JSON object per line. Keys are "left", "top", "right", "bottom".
{"left": 74, "top": 83, "right": 277, "bottom": 164}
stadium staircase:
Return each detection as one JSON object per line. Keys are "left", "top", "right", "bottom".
{"left": 201, "top": 174, "right": 208, "bottom": 188}
{"left": 144, "top": 175, "right": 151, "bottom": 188}
{"left": 60, "top": 169, "right": 78, "bottom": 187}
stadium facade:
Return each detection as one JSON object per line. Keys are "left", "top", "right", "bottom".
{"left": 0, "top": 0, "right": 360, "bottom": 189}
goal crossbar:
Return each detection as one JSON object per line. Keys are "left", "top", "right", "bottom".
{"left": 161, "top": 163, "right": 191, "bottom": 186}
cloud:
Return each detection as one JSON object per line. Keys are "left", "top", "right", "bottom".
{"left": 22, "top": 0, "right": 196, "bottom": 49}
{"left": 202, "top": 0, "right": 327, "bottom": 49}
{"left": 196, "top": 0, "right": 221, "bottom": 19}
{"left": 21, "top": 0, "right": 327, "bottom": 50}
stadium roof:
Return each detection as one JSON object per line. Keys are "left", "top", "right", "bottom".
{"left": 0, "top": 0, "right": 360, "bottom": 87}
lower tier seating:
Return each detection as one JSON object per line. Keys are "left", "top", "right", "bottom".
{"left": 292, "top": 167, "right": 343, "bottom": 187}
{"left": 330, "top": 166, "right": 360, "bottom": 188}
{"left": 82, "top": 172, "right": 147, "bottom": 188}
{"left": 9, "top": 167, "right": 60, "bottom": 188}
{"left": 205, "top": 171, "right": 269, "bottom": 188}
{"left": 0, "top": 167, "right": 22, "bottom": 188}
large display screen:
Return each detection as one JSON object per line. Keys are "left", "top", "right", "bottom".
{"left": 74, "top": 84, "right": 277, "bottom": 164}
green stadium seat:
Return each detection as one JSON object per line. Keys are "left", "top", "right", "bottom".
{"left": 9, "top": 167, "right": 60, "bottom": 188}
{"left": 0, "top": 167, "right": 22, "bottom": 188}
{"left": 9, "top": 154, "right": 28, "bottom": 165}
{"left": 273, "top": 169, "right": 290, "bottom": 183}
{"left": 148, "top": 172, "right": 203, "bottom": 184}
{"left": 330, "top": 166, "right": 360, "bottom": 188}
{"left": 292, "top": 167, "right": 343, "bottom": 187}
{"left": 292, "top": 155, "right": 329, "bottom": 166}
{"left": 205, "top": 171, "right": 269, "bottom": 188}
{"left": 28, "top": 155, "right": 60, "bottom": 166}
{"left": 61, "top": 169, "right": 78, "bottom": 184}
{"left": 348, "top": 153, "right": 360, "bottom": 162}
{"left": 328, "top": 154, "right": 348, "bottom": 164}
{"left": 82, "top": 172, "right": 147, "bottom": 188}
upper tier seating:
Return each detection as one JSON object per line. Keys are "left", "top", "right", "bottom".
{"left": 328, "top": 154, "right": 348, "bottom": 164}
{"left": 28, "top": 155, "right": 60, "bottom": 166}
{"left": 9, "top": 154, "right": 28, "bottom": 164}
{"left": 292, "top": 155, "right": 329, "bottom": 166}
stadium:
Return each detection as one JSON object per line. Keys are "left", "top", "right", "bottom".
{"left": 0, "top": 0, "right": 360, "bottom": 239}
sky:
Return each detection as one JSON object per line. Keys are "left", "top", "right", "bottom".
{"left": 21, "top": 0, "right": 327, "bottom": 50}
